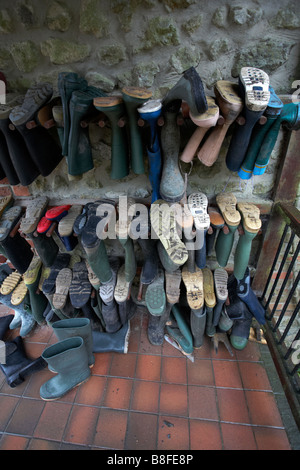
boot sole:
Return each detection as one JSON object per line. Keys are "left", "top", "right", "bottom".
{"left": 216, "top": 192, "right": 241, "bottom": 226}
{"left": 99, "top": 257, "right": 119, "bottom": 304}
{"left": 214, "top": 267, "right": 228, "bottom": 301}
{"left": 24, "top": 257, "right": 42, "bottom": 286}
{"left": 85, "top": 260, "right": 100, "bottom": 288}
{"left": 58, "top": 205, "right": 83, "bottom": 237}
{"left": 214, "top": 80, "right": 244, "bottom": 111}
{"left": 189, "top": 96, "right": 219, "bottom": 126}
{"left": 237, "top": 202, "right": 261, "bottom": 233}
{"left": 240, "top": 67, "right": 270, "bottom": 111}
{"left": 114, "top": 264, "right": 131, "bottom": 303}
{"left": 20, "top": 197, "right": 49, "bottom": 234}
{"left": 150, "top": 200, "right": 188, "bottom": 266}
{"left": 0, "top": 271, "right": 22, "bottom": 295}
{"left": 208, "top": 207, "right": 224, "bottom": 228}
{"left": 181, "top": 266, "right": 204, "bottom": 310}
{"left": 53, "top": 268, "right": 73, "bottom": 310}
{"left": 11, "top": 280, "right": 28, "bottom": 306}
{"left": 0, "top": 195, "right": 14, "bottom": 218}
{"left": 202, "top": 268, "right": 216, "bottom": 308}
{"left": 188, "top": 192, "right": 210, "bottom": 231}
{"left": 165, "top": 269, "right": 181, "bottom": 304}
{"left": 40, "top": 376, "right": 90, "bottom": 401}
{"left": 9, "top": 83, "right": 53, "bottom": 126}
{"left": 0, "top": 206, "right": 23, "bottom": 241}
{"left": 145, "top": 279, "right": 166, "bottom": 316}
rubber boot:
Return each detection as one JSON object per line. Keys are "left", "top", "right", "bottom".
{"left": 234, "top": 268, "right": 265, "bottom": 325}
{"left": 230, "top": 307, "right": 253, "bottom": 350}
{"left": 118, "top": 296, "right": 136, "bottom": 326}
{"left": 94, "top": 96, "right": 129, "bottom": 179}
{"left": 24, "top": 257, "right": 48, "bottom": 325}
{"left": 148, "top": 302, "right": 172, "bottom": 346}
{"left": 0, "top": 129, "right": 19, "bottom": 184}
{"left": 159, "top": 108, "right": 185, "bottom": 202}
{"left": 67, "top": 87, "right": 106, "bottom": 176}
{"left": 52, "top": 104, "right": 64, "bottom": 147}
{"left": 238, "top": 86, "right": 283, "bottom": 179}
{"left": 137, "top": 238, "right": 158, "bottom": 285}
{"left": 233, "top": 203, "right": 261, "bottom": 280}
{"left": 0, "top": 227, "right": 34, "bottom": 276}
{"left": 101, "top": 299, "right": 122, "bottom": 333}
{"left": 206, "top": 207, "right": 225, "bottom": 257}
{"left": 225, "top": 67, "right": 270, "bottom": 172}
{"left": 0, "top": 314, "right": 14, "bottom": 340}
{"left": 166, "top": 303, "right": 194, "bottom": 355}
{"left": 137, "top": 99, "right": 162, "bottom": 202}
{"left": 215, "top": 223, "right": 238, "bottom": 267}
{"left": 92, "top": 320, "right": 130, "bottom": 353}
{"left": 162, "top": 67, "right": 207, "bottom": 116}
{"left": 190, "top": 306, "right": 206, "bottom": 348}
{"left": 253, "top": 102, "right": 300, "bottom": 175}
{"left": 0, "top": 336, "right": 46, "bottom": 388}
{"left": 52, "top": 317, "right": 95, "bottom": 368}
{"left": 122, "top": 86, "right": 152, "bottom": 174}
{"left": 213, "top": 267, "right": 228, "bottom": 326}
{"left": 202, "top": 267, "right": 216, "bottom": 337}
{"left": 58, "top": 72, "right": 88, "bottom": 156}
{"left": 40, "top": 336, "right": 91, "bottom": 400}
{"left": 84, "top": 243, "right": 112, "bottom": 285}
{"left": 117, "top": 231, "right": 137, "bottom": 284}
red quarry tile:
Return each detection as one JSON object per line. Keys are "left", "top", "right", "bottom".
{"left": 193, "top": 337, "right": 212, "bottom": 359}
{"left": 213, "top": 360, "right": 243, "bottom": 389}
{"left": 245, "top": 390, "right": 284, "bottom": 427}
{"left": 188, "top": 386, "right": 218, "bottom": 420}
{"left": 24, "top": 324, "right": 53, "bottom": 344}
{"left": 0, "top": 395, "right": 19, "bottom": 431}
{"left": 253, "top": 426, "right": 291, "bottom": 450}
{"left": 0, "top": 372, "right": 29, "bottom": 396}
{"left": 135, "top": 354, "right": 161, "bottom": 382}
{"left": 109, "top": 352, "right": 137, "bottom": 378}
{"left": 162, "top": 339, "right": 186, "bottom": 358}
{"left": 157, "top": 415, "right": 189, "bottom": 450}
{"left": 74, "top": 375, "right": 106, "bottom": 406}
{"left": 127, "top": 317, "right": 141, "bottom": 353}
{"left": 33, "top": 402, "right": 72, "bottom": 441}
{"left": 238, "top": 362, "right": 272, "bottom": 391}
{"left": 28, "top": 438, "right": 61, "bottom": 450}
{"left": 125, "top": 411, "right": 158, "bottom": 450}
{"left": 63, "top": 405, "right": 99, "bottom": 445}
{"left": 235, "top": 341, "right": 262, "bottom": 361}
{"left": 189, "top": 419, "right": 222, "bottom": 450}
{"left": 221, "top": 423, "right": 257, "bottom": 450}
{"left": 187, "top": 359, "right": 214, "bottom": 386}
{"left": 103, "top": 377, "right": 133, "bottom": 410}
{"left": 23, "top": 341, "right": 46, "bottom": 359}
{"left": 5, "top": 398, "right": 45, "bottom": 436}
{"left": 94, "top": 408, "right": 128, "bottom": 449}
{"left": 161, "top": 356, "right": 187, "bottom": 384}
{"left": 92, "top": 352, "right": 112, "bottom": 376}
{"left": 130, "top": 380, "right": 160, "bottom": 413}
{"left": 0, "top": 434, "right": 29, "bottom": 450}
{"left": 139, "top": 326, "right": 162, "bottom": 355}
{"left": 160, "top": 383, "right": 188, "bottom": 416}
{"left": 217, "top": 388, "right": 251, "bottom": 424}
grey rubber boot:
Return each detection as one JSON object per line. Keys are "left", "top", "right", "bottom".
{"left": 190, "top": 306, "right": 206, "bottom": 348}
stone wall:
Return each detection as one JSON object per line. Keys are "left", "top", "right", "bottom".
{"left": 0, "top": 0, "right": 299, "bottom": 203}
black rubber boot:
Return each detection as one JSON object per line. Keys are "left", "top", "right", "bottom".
{"left": 148, "top": 302, "right": 172, "bottom": 346}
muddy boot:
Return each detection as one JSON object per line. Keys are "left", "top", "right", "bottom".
{"left": 180, "top": 96, "right": 219, "bottom": 164}
{"left": 165, "top": 269, "right": 181, "bottom": 305}
{"left": 69, "top": 261, "right": 91, "bottom": 309}
{"left": 166, "top": 303, "right": 194, "bottom": 356}
{"left": 122, "top": 86, "right": 152, "bottom": 175}
{"left": 188, "top": 192, "right": 210, "bottom": 269}
{"left": 92, "top": 320, "right": 130, "bottom": 353}
{"left": 238, "top": 86, "right": 283, "bottom": 179}
{"left": 225, "top": 67, "right": 270, "bottom": 172}
{"left": 145, "top": 267, "right": 166, "bottom": 317}
{"left": 233, "top": 268, "right": 265, "bottom": 325}
{"left": 148, "top": 302, "right": 172, "bottom": 346}
{"left": 116, "top": 221, "right": 137, "bottom": 284}
{"left": 99, "top": 257, "right": 119, "bottom": 304}
{"left": 159, "top": 107, "right": 185, "bottom": 202}
{"left": 40, "top": 336, "right": 91, "bottom": 400}
{"left": 0, "top": 314, "right": 14, "bottom": 340}
{"left": 101, "top": 299, "right": 122, "bottom": 333}
{"left": 203, "top": 267, "right": 216, "bottom": 337}
{"left": 24, "top": 257, "right": 48, "bottom": 325}
{"left": 58, "top": 72, "right": 88, "bottom": 156}
{"left": 137, "top": 238, "right": 159, "bottom": 285}
{"left": 94, "top": 96, "right": 129, "bottom": 179}
{"left": 138, "top": 99, "right": 163, "bottom": 202}
{"left": 234, "top": 203, "right": 261, "bottom": 280}
{"left": 206, "top": 207, "right": 224, "bottom": 256}
{"left": 190, "top": 306, "right": 206, "bottom": 348}
{"left": 197, "top": 81, "right": 243, "bottom": 167}
{"left": 213, "top": 267, "right": 228, "bottom": 326}
{"left": 162, "top": 67, "right": 207, "bottom": 116}
{"left": 182, "top": 265, "right": 204, "bottom": 311}
{"left": 215, "top": 192, "right": 241, "bottom": 267}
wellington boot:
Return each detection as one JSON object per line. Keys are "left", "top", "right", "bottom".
{"left": 159, "top": 110, "right": 185, "bottom": 202}
{"left": 101, "top": 299, "right": 122, "bottom": 333}
{"left": 166, "top": 304, "right": 194, "bottom": 355}
{"left": 52, "top": 317, "right": 95, "bottom": 368}
{"left": 234, "top": 268, "right": 265, "bottom": 325}
{"left": 94, "top": 96, "right": 129, "bottom": 179}
{"left": 40, "top": 337, "right": 91, "bottom": 400}
{"left": 84, "top": 242, "right": 113, "bottom": 284}
{"left": 1, "top": 336, "right": 46, "bottom": 387}
{"left": 122, "top": 86, "right": 152, "bottom": 174}
{"left": 148, "top": 302, "right": 172, "bottom": 346}
{"left": 92, "top": 321, "right": 130, "bottom": 354}
{"left": 9, "top": 303, "right": 36, "bottom": 338}
{"left": 24, "top": 257, "right": 48, "bottom": 324}
{"left": 213, "top": 268, "right": 228, "bottom": 326}
{"left": 206, "top": 207, "right": 224, "bottom": 256}
{"left": 27, "top": 232, "right": 59, "bottom": 268}
{"left": 215, "top": 192, "right": 241, "bottom": 267}
{"left": 117, "top": 223, "right": 137, "bottom": 284}
{"left": 1, "top": 230, "right": 34, "bottom": 275}
{"left": 99, "top": 257, "right": 119, "bottom": 304}
{"left": 182, "top": 265, "right": 204, "bottom": 311}
{"left": 145, "top": 267, "right": 166, "bottom": 316}
{"left": 0, "top": 128, "right": 19, "bottom": 184}
{"left": 0, "top": 314, "right": 14, "bottom": 340}
{"left": 137, "top": 238, "right": 158, "bottom": 285}
{"left": 147, "top": 148, "right": 162, "bottom": 203}
{"left": 190, "top": 306, "right": 206, "bottom": 348}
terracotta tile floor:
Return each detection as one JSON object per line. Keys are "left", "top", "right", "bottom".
{"left": 0, "top": 306, "right": 296, "bottom": 450}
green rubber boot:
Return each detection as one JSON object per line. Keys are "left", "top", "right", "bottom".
{"left": 190, "top": 306, "right": 206, "bottom": 348}
{"left": 24, "top": 257, "right": 49, "bottom": 325}
{"left": 40, "top": 337, "right": 91, "bottom": 401}
{"left": 166, "top": 304, "right": 194, "bottom": 355}
{"left": 215, "top": 223, "right": 238, "bottom": 267}
{"left": 83, "top": 242, "right": 113, "bottom": 284}
{"left": 122, "top": 86, "right": 152, "bottom": 174}
{"left": 94, "top": 96, "right": 129, "bottom": 179}
{"left": 117, "top": 221, "right": 137, "bottom": 284}
{"left": 215, "top": 192, "right": 241, "bottom": 267}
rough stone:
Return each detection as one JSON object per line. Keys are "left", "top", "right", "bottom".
{"left": 159, "top": 0, "right": 196, "bottom": 12}
{"left": 170, "top": 46, "right": 202, "bottom": 73}
{"left": 232, "top": 37, "right": 294, "bottom": 76}
{"left": 0, "top": 48, "right": 12, "bottom": 69}
{"left": 270, "top": 8, "right": 300, "bottom": 29}
{"left": 229, "top": 6, "right": 263, "bottom": 26}
{"left": 85, "top": 72, "right": 115, "bottom": 92}
{"left": 41, "top": 38, "right": 91, "bottom": 65}
{"left": 10, "top": 41, "right": 40, "bottom": 72}
{"left": 111, "top": 0, "right": 143, "bottom": 32}
{"left": 79, "top": 0, "right": 109, "bottom": 38}
{"left": 0, "top": 9, "right": 14, "bottom": 33}
{"left": 45, "top": 1, "right": 72, "bottom": 32}
{"left": 208, "top": 38, "right": 231, "bottom": 61}
{"left": 131, "top": 62, "right": 159, "bottom": 87}
{"left": 141, "top": 16, "right": 179, "bottom": 50}
{"left": 212, "top": 6, "right": 227, "bottom": 28}
{"left": 15, "top": 0, "right": 36, "bottom": 29}
{"left": 182, "top": 15, "right": 203, "bottom": 35}
{"left": 97, "top": 44, "right": 127, "bottom": 66}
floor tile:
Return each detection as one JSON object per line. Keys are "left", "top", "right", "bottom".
{"left": 5, "top": 398, "right": 45, "bottom": 436}
{"left": 63, "top": 405, "right": 99, "bottom": 445}
{"left": 238, "top": 362, "right": 272, "bottom": 391}
{"left": 189, "top": 419, "right": 222, "bottom": 450}
{"left": 130, "top": 380, "right": 160, "bottom": 413}
{"left": 74, "top": 375, "right": 106, "bottom": 406}
{"left": 157, "top": 415, "right": 189, "bottom": 450}
{"left": 103, "top": 377, "right": 133, "bottom": 410}
{"left": 188, "top": 386, "right": 218, "bottom": 420}
{"left": 221, "top": 423, "right": 257, "bottom": 450}
{"left": 33, "top": 401, "right": 72, "bottom": 441}
{"left": 94, "top": 408, "right": 128, "bottom": 449}
{"left": 161, "top": 356, "right": 187, "bottom": 384}
{"left": 92, "top": 352, "right": 112, "bottom": 376}
{"left": 125, "top": 412, "right": 158, "bottom": 450}
{"left": 28, "top": 438, "right": 61, "bottom": 450}
{"left": 217, "top": 388, "right": 250, "bottom": 424}
{"left": 160, "top": 383, "right": 188, "bottom": 416}
{"left": 135, "top": 354, "right": 161, "bottom": 381}
{"left": 109, "top": 352, "right": 137, "bottom": 378}
{"left": 0, "top": 395, "right": 19, "bottom": 431}
{"left": 187, "top": 359, "right": 214, "bottom": 386}
{"left": 213, "top": 360, "right": 243, "bottom": 389}
{"left": 253, "top": 426, "right": 291, "bottom": 450}
{"left": 0, "top": 434, "right": 29, "bottom": 450}
{"left": 245, "top": 390, "right": 284, "bottom": 427}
